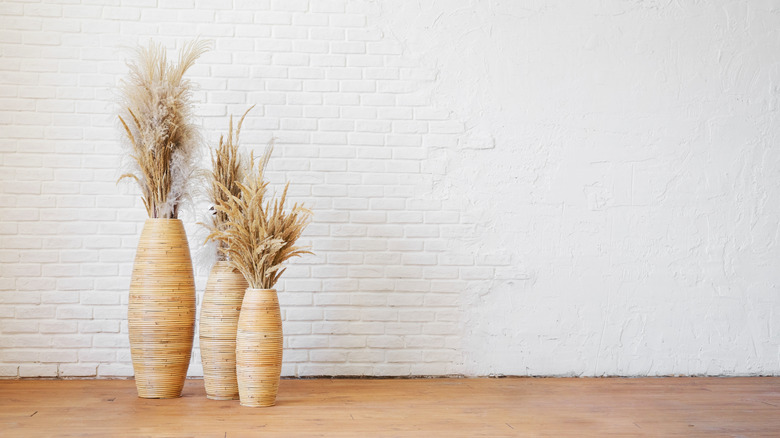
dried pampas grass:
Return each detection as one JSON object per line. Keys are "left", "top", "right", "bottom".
{"left": 117, "top": 39, "right": 210, "bottom": 219}
{"left": 207, "top": 147, "right": 312, "bottom": 290}
{"left": 203, "top": 106, "right": 255, "bottom": 261}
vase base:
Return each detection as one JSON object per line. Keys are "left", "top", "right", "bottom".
{"left": 137, "top": 394, "right": 182, "bottom": 399}
{"left": 240, "top": 401, "right": 276, "bottom": 408}
{"left": 207, "top": 395, "right": 239, "bottom": 401}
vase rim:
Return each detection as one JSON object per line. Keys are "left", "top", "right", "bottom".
{"left": 245, "top": 288, "right": 277, "bottom": 292}
{"left": 144, "top": 218, "right": 183, "bottom": 222}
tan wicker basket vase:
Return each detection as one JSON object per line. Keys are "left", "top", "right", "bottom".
{"left": 199, "top": 261, "right": 248, "bottom": 400}
{"left": 236, "top": 288, "right": 283, "bottom": 407}
{"left": 128, "top": 219, "right": 196, "bottom": 399}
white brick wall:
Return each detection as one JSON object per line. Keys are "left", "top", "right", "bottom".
{"left": 0, "top": 0, "right": 473, "bottom": 379}
{"left": 2, "top": 0, "right": 780, "bottom": 378}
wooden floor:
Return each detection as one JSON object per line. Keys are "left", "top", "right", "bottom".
{"left": 0, "top": 377, "right": 778, "bottom": 437}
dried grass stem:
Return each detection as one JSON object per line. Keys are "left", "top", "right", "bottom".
{"left": 117, "top": 39, "right": 209, "bottom": 218}
{"left": 206, "top": 147, "right": 312, "bottom": 289}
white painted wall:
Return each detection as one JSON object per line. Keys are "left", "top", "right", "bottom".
{"left": 1, "top": 0, "right": 778, "bottom": 378}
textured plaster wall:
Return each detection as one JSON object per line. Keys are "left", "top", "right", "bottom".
{"left": 1, "top": 0, "right": 779, "bottom": 378}
{"left": 377, "top": 0, "right": 780, "bottom": 376}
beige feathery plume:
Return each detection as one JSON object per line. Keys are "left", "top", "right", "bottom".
{"left": 203, "top": 106, "right": 255, "bottom": 260}
{"left": 206, "top": 146, "right": 312, "bottom": 289}
{"left": 117, "top": 39, "right": 210, "bottom": 219}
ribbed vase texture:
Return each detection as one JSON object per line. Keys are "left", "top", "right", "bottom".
{"left": 236, "top": 288, "right": 283, "bottom": 407}
{"left": 200, "top": 261, "right": 248, "bottom": 400}
{"left": 128, "top": 219, "right": 196, "bottom": 399}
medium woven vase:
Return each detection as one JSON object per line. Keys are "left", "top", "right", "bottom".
{"left": 200, "top": 261, "right": 248, "bottom": 400}
{"left": 128, "top": 219, "right": 196, "bottom": 399}
{"left": 236, "top": 288, "right": 283, "bottom": 407}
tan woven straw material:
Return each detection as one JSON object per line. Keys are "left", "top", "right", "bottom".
{"left": 200, "top": 261, "right": 248, "bottom": 400}
{"left": 236, "top": 288, "right": 283, "bottom": 407}
{"left": 128, "top": 219, "right": 196, "bottom": 399}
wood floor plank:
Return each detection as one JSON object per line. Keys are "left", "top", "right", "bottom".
{"left": 0, "top": 377, "right": 778, "bottom": 437}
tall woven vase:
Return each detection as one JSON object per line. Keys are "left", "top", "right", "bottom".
{"left": 236, "top": 288, "right": 283, "bottom": 407}
{"left": 199, "top": 261, "right": 248, "bottom": 400}
{"left": 128, "top": 219, "right": 196, "bottom": 399}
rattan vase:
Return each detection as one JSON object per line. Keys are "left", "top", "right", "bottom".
{"left": 200, "top": 261, "right": 248, "bottom": 400}
{"left": 236, "top": 288, "right": 283, "bottom": 407}
{"left": 128, "top": 219, "right": 196, "bottom": 399}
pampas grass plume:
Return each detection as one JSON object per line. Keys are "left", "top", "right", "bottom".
{"left": 117, "top": 39, "right": 210, "bottom": 219}
{"left": 206, "top": 145, "right": 312, "bottom": 290}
